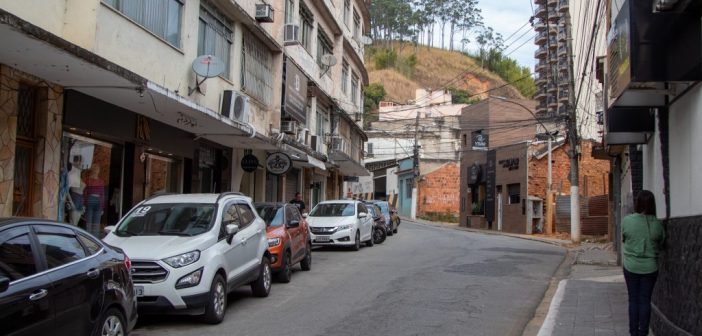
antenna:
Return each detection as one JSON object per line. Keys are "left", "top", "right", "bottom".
{"left": 360, "top": 35, "right": 373, "bottom": 45}
{"left": 188, "top": 55, "right": 226, "bottom": 95}
{"left": 319, "top": 54, "right": 337, "bottom": 77}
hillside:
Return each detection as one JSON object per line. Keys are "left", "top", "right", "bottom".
{"left": 366, "top": 44, "right": 525, "bottom": 104}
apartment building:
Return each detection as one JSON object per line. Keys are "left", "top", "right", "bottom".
{"left": 0, "top": 0, "right": 369, "bottom": 230}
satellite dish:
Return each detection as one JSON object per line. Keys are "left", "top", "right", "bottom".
{"left": 192, "top": 55, "right": 226, "bottom": 78}
{"left": 360, "top": 35, "right": 373, "bottom": 45}
{"left": 320, "top": 54, "right": 338, "bottom": 67}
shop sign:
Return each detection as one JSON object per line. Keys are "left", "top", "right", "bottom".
{"left": 472, "top": 132, "right": 489, "bottom": 151}
{"left": 469, "top": 164, "right": 481, "bottom": 185}
{"left": 266, "top": 152, "right": 292, "bottom": 175}
{"left": 485, "top": 150, "right": 497, "bottom": 222}
{"left": 241, "top": 154, "right": 259, "bottom": 173}
{"left": 499, "top": 158, "right": 520, "bottom": 171}
{"left": 284, "top": 58, "right": 308, "bottom": 124}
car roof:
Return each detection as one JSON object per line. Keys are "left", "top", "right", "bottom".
{"left": 318, "top": 200, "right": 356, "bottom": 204}
{"left": 0, "top": 218, "right": 99, "bottom": 236}
{"left": 254, "top": 202, "right": 287, "bottom": 208}
{"left": 142, "top": 193, "right": 251, "bottom": 204}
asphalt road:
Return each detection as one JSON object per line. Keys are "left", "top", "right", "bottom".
{"left": 131, "top": 220, "right": 565, "bottom": 336}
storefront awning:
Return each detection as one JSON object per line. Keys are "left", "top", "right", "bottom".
{"left": 330, "top": 152, "right": 370, "bottom": 176}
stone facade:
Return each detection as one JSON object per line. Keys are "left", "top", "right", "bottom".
{"left": 0, "top": 64, "right": 63, "bottom": 218}
{"left": 417, "top": 162, "right": 460, "bottom": 220}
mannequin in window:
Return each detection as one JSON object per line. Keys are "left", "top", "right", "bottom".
{"left": 67, "top": 155, "right": 85, "bottom": 226}
{"left": 84, "top": 165, "right": 106, "bottom": 237}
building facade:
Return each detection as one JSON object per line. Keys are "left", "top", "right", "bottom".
{"left": 0, "top": 0, "right": 369, "bottom": 232}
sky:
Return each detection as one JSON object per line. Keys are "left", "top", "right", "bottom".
{"left": 473, "top": 0, "right": 537, "bottom": 69}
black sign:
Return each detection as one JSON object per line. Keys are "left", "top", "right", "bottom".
{"left": 498, "top": 158, "right": 520, "bottom": 171}
{"left": 485, "top": 150, "right": 497, "bottom": 222}
{"left": 266, "top": 152, "right": 292, "bottom": 175}
{"left": 472, "top": 132, "right": 489, "bottom": 150}
{"left": 343, "top": 176, "right": 359, "bottom": 182}
{"left": 469, "top": 164, "right": 481, "bottom": 185}
{"left": 241, "top": 154, "right": 259, "bottom": 173}
{"left": 283, "top": 58, "right": 308, "bottom": 124}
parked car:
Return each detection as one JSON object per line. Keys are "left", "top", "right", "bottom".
{"left": 370, "top": 201, "right": 400, "bottom": 235}
{"left": 364, "top": 203, "right": 387, "bottom": 244}
{"left": 307, "top": 200, "right": 374, "bottom": 251}
{"left": 0, "top": 218, "right": 137, "bottom": 336}
{"left": 103, "top": 192, "right": 272, "bottom": 324}
{"left": 254, "top": 203, "right": 312, "bottom": 282}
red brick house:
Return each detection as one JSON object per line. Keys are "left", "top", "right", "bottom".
{"left": 417, "top": 162, "right": 460, "bottom": 221}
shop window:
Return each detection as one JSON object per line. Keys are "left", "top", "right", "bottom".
{"left": 198, "top": 4, "right": 233, "bottom": 79}
{"left": 507, "top": 183, "right": 521, "bottom": 205}
{"left": 103, "top": 0, "right": 183, "bottom": 48}
{"left": 146, "top": 154, "right": 181, "bottom": 197}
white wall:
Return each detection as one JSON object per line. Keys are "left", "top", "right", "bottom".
{"left": 386, "top": 167, "right": 399, "bottom": 196}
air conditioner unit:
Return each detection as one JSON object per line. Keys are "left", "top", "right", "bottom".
{"left": 281, "top": 120, "right": 297, "bottom": 134}
{"left": 255, "top": 4, "right": 274, "bottom": 22}
{"left": 331, "top": 137, "right": 346, "bottom": 152}
{"left": 283, "top": 24, "right": 300, "bottom": 45}
{"left": 297, "top": 128, "right": 309, "bottom": 144}
{"left": 354, "top": 113, "right": 362, "bottom": 122}
{"left": 221, "top": 90, "right": 250, "bottom": 123}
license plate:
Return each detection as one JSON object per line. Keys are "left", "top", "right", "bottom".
{"left": 316, "top": 236, "right": 330, "bottom": 242}
{"left": 134, "top": 286, "right": 144, "bottom": 297}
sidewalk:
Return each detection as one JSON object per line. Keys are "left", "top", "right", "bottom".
{"left": 406, "top": 217, "right": 629, "bottom": 336}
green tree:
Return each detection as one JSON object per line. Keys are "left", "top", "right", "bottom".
{"left": 363, "top": 83, "right": 386, "bottom": 129}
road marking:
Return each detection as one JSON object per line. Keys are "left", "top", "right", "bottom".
{"left": 537, "top": 279, "right": 568, "bottom": 336}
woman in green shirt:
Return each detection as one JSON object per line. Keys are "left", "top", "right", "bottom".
{"left": 622, "top": 190, "right": 665, "bottom": 336}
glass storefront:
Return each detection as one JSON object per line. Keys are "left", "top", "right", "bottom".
{"left": 59, "top": 133, "right": 123, "bottom": 237}
{"left": 145, "top": 153, "right": 181, "bottom": 197}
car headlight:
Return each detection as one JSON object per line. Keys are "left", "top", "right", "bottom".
{"left": 162, "top": 250, "right": 200, "bottom": 268}
{"left": 268, "top": 237, "right": 281, "bottom": 247}
{"left": 175, "top": 267, "right": 203, "bottom": 289}
{"left": 337, "top": 224, "right": 352, "bottom": 231}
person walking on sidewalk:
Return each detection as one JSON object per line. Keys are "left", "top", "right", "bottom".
{"left": 622, "top": 190, "right": 665, "bottom": 336}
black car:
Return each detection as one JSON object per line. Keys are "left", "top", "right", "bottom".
{"left": 0, "top": 218, "right": 138, "bottom": 336}
{"left": 369, "top": 201, "right": 399, "bottom": 236}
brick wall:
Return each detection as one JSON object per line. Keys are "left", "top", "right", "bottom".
{"left": 417, "top": 162, "right": 460, "bottom": 219}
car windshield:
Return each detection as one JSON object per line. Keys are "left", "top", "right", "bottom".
{"left": 115, "top": 203, "right": 216, "bottom": 236}
{"left": 256, "top": 205, "right": 284, "bottom": 227}
{"left": 309, "top": 203, "right": 355, "bottom": 217}
{"left": 375, "top": 202, "right": 389, "bottom": 215}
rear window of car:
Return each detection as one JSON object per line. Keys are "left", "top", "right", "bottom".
{"left": 256, "top": 205, "right": 284, "bottom": 227}
{"left": 309, "top": 203, "right": 355, "bottom": 217}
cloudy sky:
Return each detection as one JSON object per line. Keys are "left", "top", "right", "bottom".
{"left": 473, "top": 0, "right": 537, "bottom": 69}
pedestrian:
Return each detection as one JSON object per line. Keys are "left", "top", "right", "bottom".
{"left": 290, "top": 192, "right": 306, "bottom": 213}
{"left": 622, "top": 190, "right": 665, "bottom": 336}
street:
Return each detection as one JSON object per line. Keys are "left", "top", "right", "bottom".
{"left": 131, "top": 220, "right": 565, "bottom": 336}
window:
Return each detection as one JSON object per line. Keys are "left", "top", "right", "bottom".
{"left": 367, "top": 143, "right": 373, "bottom": 156}
{"left": 341, "top": 60, "right": 349, "bottom": 95}
{"left": 316, "top": 108, "right": 328, "bottom": 138}
{"left": 300, "top": 3, "right": 314, "bottom": 52}
{"left": 198, "top": 5, "right": 233, "bottom": 79}
{"left": 508, "top": 183, "right": 521, "bottom": 205}
{"left": 242, "top": 32, "right": 274, "bottom": 105}
{"left": 317, "top": 28, "right": 333, "bottom": 70}
{"left": 357, "top": 203, "right": 367, "bottom": 215}
{"left": 103, "top": 0, "right": 183, "bottom": 48}
{"left": 223, "top": 204, "right": 241, "bottom": 226}
{"left": 256, "top": 205, "right": 285, "bottom": 227}
{"left": 37, "top": 233, "right": 86, "bottom": 269}
{"left": 405, "top": 178, "right": 413, "bottom": 198}
{"left": 462, "top": 134, "right": 467, "bottom": 146}
{"left": 353, "top": 10, "right": 361, "bottom": 41}
{"left": 77, "top": 234, "right": 102, "bottom": 255}
{"left": 284, "top": 0, "right": 295, "bottom": 24}
{"left": 351, "top": 72, "right": 359, "bottom": 106}
{"left": 0, "top": 233, "right": 36, "bottom": 281}
{"left": 343, "top": 0, "right": 350, "bottom": 27}
{"left": 236, "top": 204, "right": 256, "bottom": 229}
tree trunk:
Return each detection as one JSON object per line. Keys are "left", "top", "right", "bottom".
{"left": 449, "top": 22, "right": 455, "bottom": 51}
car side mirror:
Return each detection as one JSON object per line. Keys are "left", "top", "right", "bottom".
{"left": 104, "top": 225, "right": 115, "bottom": 235}
{"left": 358, "top": 212, "right": 367, "bottom": 219}
{"left": 302, "top": 213, "right": 308, "bottom": 219}
{"left": 226, "top": 224, "right": 240, "bottom": 244}
{"left": 287, "top": 220, "right": 300, "bottom": 228}
{"left": 0, "top": 276, "right": 9, "bottom": 293}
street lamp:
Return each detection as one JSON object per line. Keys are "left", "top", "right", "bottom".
{"left": 490, "top": 96, "right": 559, "bottom": 234}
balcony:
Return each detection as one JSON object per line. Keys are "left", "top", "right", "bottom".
{"left": 534, "top": 23, "right": 547, "bottom": 32}
{"left": 536, "top": 103, "right": 548, "bottom": 114}
{"left": 559, "top": 89, "right": 569, "bottom": 102}
{"left": 534, "top": 0, "right": 546, "bottom": 5}
{"left": 558, "top": 105, "right": 568, "bottom": 115}
{"left": 535, "top": 5, "right": 548, "bottom": 19}
{"left": 547, "top": 0, "right": 558, "bottom": 6}
{"left": 535, "top": 75, "right": 547, "bottom": 86}
{"left": 535, "top": 61, "right": 548, "bottom": 73}
{"left": 535, "top": 46, "right": 547, "bottom": 59}
{"left": 547, "top": 97, "right": 558, "bottom": 108}
{"left": 557, "top": 45, "right": 567, "bottom": 57}
{"left": 535, "top": 31, "right": 547, "bottom": 45}
{"left": 547, "top": 83, "right": 557, "bottom": 93}
{"left": 558, "top": 60, "right": 569, "bottom": 73}
{"left": 535, "top": 88, "right": 547, "bottom": 99}
{"left": 548, "top": 37, "right": 558, "bottom": 49}
{"left": 558, "top": 0, "right": 569, "bottom": 13}
{"left": 548, "top": 8, "right": 560, "bottom": 23}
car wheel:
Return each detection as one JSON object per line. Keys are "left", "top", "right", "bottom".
{"left": 373, "top": 226, "right": 386, "bottom": 244}
{"left": 351, "top": 231, "right": 360, "bottom": 251}
{"left": 387, "top": 226, "right": 394, "bottom": 236}
{"left": 277, "top": 251, "right": 292, "bottom": 283}
{"left": 251, "top": 257, "right": 272, "bottom": 297}
{"left": 300, "top": 242, "right": 312, "bottom": 271}
{"left": 366, "top": 229, "right": 375, "bottom": 247}
{"left": 95, "top": 308, "right": 125, "bottom": 336}
{"left": 202, "top": 274, "right": 227, "bottom": 324}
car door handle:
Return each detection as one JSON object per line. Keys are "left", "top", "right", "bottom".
{"left": 29, "top": 289, "right": 48, "bottom": 301}
{"left": 87, "top": 269, "right": 100, "bottom": 279}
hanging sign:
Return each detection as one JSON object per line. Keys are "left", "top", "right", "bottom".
{"left": 266, "top": 152, "right": 292, "bottom": 175}
{"left": 241, "top": 154, "right": 259, "bottom": 173}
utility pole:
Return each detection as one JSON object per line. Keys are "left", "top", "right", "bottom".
{"left": 565, "top": 13, "right": 581, "bottom": 243}
{"left": 411, "top": 111, "right": 420, "bottom": 220}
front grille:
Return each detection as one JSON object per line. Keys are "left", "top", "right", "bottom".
{"left": 310, "top": 226, "right": 337, "bottom": 234}
{"left": 131, "top": 261, "right": 169, "bottom": 283}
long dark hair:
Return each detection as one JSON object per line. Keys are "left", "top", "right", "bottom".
{"left": 635, "top": 190, "right": 657, "bottom": 216}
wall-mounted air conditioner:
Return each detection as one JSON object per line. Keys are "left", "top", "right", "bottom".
{"left": 281, "top": 120, "right": 297, "bottom": 134}
{"left": 255, "top": 4, "right": 274, "bottom": 22}
{"left": 284, "top": 24, "right": 300, "bottom": 45}
{"left": 331, "top": 137, "right": 346, "bottom": 152}
{"left": 221, "top": 90, "right": 250, "bottom": 123}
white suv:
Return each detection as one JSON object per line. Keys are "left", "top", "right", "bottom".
{"left": 307, "top": 200, "right": 375, "bottom": 251}
{"left": 103, "top": 192, "right": 272, "bottom": 324}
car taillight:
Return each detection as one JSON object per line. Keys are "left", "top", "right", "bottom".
{"left": 124, "top": 255, "right": 132, "bottom": 271}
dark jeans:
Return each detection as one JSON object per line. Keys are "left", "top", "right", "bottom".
{"left": 623, "top": 268, "right": 658, "bottom": 336}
